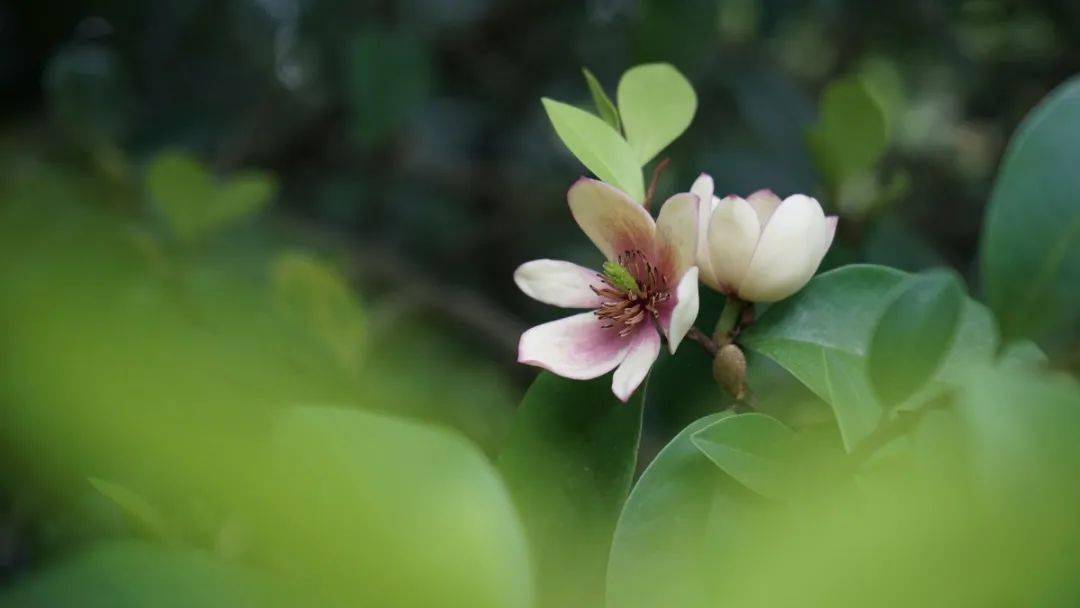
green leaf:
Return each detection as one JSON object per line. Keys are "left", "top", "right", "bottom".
{"left": 497, "top": 373, "right": 643, "bottom": 608}
{"left": 998, "top": 339, "right": 1049, "bottom": 370}
{"left": 690, "top": 413, "right": 799, "bottom": 501}
{"left": 616, "top": 63, "right": 697, "bottom": 165}
{"left": 272, "top": 252, "right": 365, "bottom": 377}
{"left": 741, "top": 265, "right": 996, "bottom": 451}
{"left": 606, "top": 412, "right": 762, "bottom": 608}
{"left": 0, "top": 541, "right": 312, "bottom": 607}
{"left": 956, "top": 365, "right": 1080, "bottom": 526}
{"left": 88, "top": 477, "right": 178, "bottom": 544}
{"left": 868, "top": 269, "right": 964, "bottom": 408}
{"left": 146, "top": 150, "right": 276, "bottom": 242}
{"left": 346, "top": 28, "right": 431, "bottom": 147}
{"left": 807, "top": 76, "right": 889, "bottom": 187}
{"left": 258, "top": 406, "right": 534, "bottom": 607}
{"left": 980, "top": 76, "right": 1080, "bottom": 343}
{"left": 582, "top": 67, "right": 621, "bottom": 131}
{"left": 541, "top": 97, "right": 645, "bottom": 202}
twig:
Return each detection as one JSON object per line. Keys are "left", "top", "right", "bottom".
{"left": 686, "top": 326, "right": 719, "bottom": 357}
{"left": 643, "top": 157, "right": 671, "bottom": 210}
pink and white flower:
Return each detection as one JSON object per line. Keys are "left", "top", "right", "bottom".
{"left": 691, "top": 173, "right": 837, "bottom": 303}
{"left": 514, "top": 178, "right": 700, "bottom": 402}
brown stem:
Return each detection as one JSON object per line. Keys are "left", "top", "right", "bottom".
{"left": 643, "top": 157, "right": 671, "bottom": 210}
{"left": 686, "top": 326, "right": 719, "bottom": 357}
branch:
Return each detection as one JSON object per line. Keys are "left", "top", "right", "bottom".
{"left": 686, "top": 326, "right": 719, "bottom": 357}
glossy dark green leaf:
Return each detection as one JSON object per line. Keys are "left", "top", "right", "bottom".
{"left": 980, "top": 76, "right": 1080, "bottom": 343}
{"left": 497, "top": 372, "right": 644, "bottom": 608}
{"left": 606, "top": 412, "right": 763, "bottom": 608}
{"left": 741, "top": 265, "right": 996, "bottom": 451}
{"left": 582, "top": 67, "right": 621, "bottom": 132}
{"left": 690, "top": 413, "right": 798, "bottom": 501}
{"left": 868, "top": 269, "right": 964, "bottom": 408}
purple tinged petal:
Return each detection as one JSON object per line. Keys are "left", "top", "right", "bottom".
{"left": 611, "top": 323, "right": 661, "bottom": 402}
{"left": 517, "top": 311, "right": 631, "bottom": 380}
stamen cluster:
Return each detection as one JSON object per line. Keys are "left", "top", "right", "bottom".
{"left": 592, "top": 249, "right": 670, "bottom": 337}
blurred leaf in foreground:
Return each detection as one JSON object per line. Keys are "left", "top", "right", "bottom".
{"left": 146, "top": 150, "right": 276, "bottom": 242}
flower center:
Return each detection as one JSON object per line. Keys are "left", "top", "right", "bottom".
{"left": 591, "top": 249, "right": 670, "bottom": 337}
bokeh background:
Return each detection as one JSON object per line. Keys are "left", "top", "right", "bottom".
{"left": 1, "top": 0, "right": 1079, "bottom": 602}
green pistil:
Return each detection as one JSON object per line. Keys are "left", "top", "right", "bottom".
{"left": 602, "top": 261, "right": 640, "bottom": 294}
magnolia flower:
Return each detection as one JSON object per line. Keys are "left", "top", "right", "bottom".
{"left": 514, "top": 178, "right": 700, "bottom": 402}
{"left": 691, "top": 174, "right": 837, "bottom": 303}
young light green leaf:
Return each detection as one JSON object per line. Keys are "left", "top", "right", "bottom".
{"left": 868, "top": 269, "right": 964, "bottom": 408}
{"left": 88, "top": 477, "right": 178, "bottom": 544}
{"left": 807, "top": 76, "right": 889, "bottom": 187}
{"left": 691, "top": 413, "right": 799, "bottom": 501}
{"left": 541, "top": 97, "right": 645, "bottom": 202}
{"left": 497, "top": 372, "right": 644, "bottom": 608}
{"left": 980, "top": 76, "right": 1080, "bottom": 343}
{"left": 582, "top": 67, "right": 621, "bottom": 131}
{"left": 616, "top": 63, "right": 697, "bottom": 165}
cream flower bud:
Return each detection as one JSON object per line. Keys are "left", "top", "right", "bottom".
{"left": 690, "top": 174, "right": 837, "bottom": 303}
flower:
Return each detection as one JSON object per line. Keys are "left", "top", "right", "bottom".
{"left": 514, "top": 178, "right": 700, "bottom": 402}
{"left": 691, "top": 173, "right": 837, "bottom": 303}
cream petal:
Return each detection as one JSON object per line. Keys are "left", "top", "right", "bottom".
{"left": 611, "top": 323, "right": 661, "bottom": 402}
{"left": 820, "top": 216, "right": 838, "bottom": 259}
{"left": 654, "top": 192, "right": 699, "bottom": 279}
{"left": 690, "top": 174, "right": 718, "bottom": 287}
{"left": 514, "top": 259, "right": 604, "bottom": 308}
{"left": 705, "top": 196, "right": 761, "bottom": 293}
{"left": 518, "top": 312, "right": 631, "bottom": 380}
{"left": 737, "top": 194, "right": 829, "bottom": 302}
{"left": 747, "top": 189, "right": 782, "bottom": 227}
{"left": 568, "top": 177, "right": 656, "bottom": 261}
{"left": 656, "top": 267, "right": 700, "bottom": 354}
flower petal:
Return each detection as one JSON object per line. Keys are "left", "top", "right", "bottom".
{"left": 514, "top": 259, "right": 604, "bottom": 308}
{"left": 611, "top": 323, "right": 661, "bottom": 402}
{"left": 705, "top": 196, "right": 761, "bottom": 293}
{"left": 691, "top": 174, "right": 719, "bottom": 285}
{"left": 568, "top": 177, "right": 656, "bottom": 261}
{"left": 657, "top": 267, "right": 700, "bottom": 353}
{"left": 518, "top": 312, "right": 631, "bottom": 380}
{"left": 747, "top": 189, "right": 782, "bottom": 227}
{"left": 738, "top": 194, "right": 829, "bottom": 302}
{"left": 654, "top": 192, "right": 699, "bottom": 279}
{"left": 820, "top": 215, "right": 838, "bottom": 258}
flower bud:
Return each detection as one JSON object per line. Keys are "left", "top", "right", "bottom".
{"left": 712, "top": 343, "right": 747, "bottom": 401}
{"left": 690, "top": 175, "right": 838, "bottom": 303}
